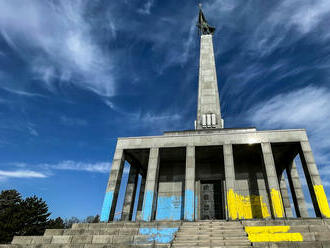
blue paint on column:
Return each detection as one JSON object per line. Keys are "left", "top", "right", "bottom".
{"left": 156, "top": 196, "right": 182, "bottom": 220}
{"left": 100, "top": 191, "right": 114, "bottom": 222}
{"left": 142, "top": 190, "right": 154, "bottom": 221}
{"left": 184, "top": 190, "right": 194, "bottom": 221}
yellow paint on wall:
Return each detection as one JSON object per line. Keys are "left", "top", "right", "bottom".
{"left": 314, "top": 185, "right": 330, "bottom": 218}
{"left": 245, "top": 226, "right": 303, "bottom": 242}
{"left": 270, "top": 189, "right": 284, "bottom": 218}
{"left": 227, "top": 189, "right": 270, "bottom": 220}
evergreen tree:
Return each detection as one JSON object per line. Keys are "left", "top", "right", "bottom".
{"left": 0, "top": 190, "right": 23, "bottom": 243}
{"left": 19, "top": 196, "right": 51, "bottom": 236}
{"left": 0, "top": 190, "right": 65, "bottom": 244}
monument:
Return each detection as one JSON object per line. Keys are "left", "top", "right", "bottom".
{"left": 100, "top": 6, "right": 330, "bottom": 223}
{"left": 7, "top": 6, "right": 330, "bottom": 248}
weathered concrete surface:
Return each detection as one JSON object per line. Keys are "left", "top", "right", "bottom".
{"left": 196, "top": 34, "right": 223, "bottom": 129}
{"left": 122, "top": 166, "right": 138, "bottom": 221}
{"left": 7, "top": 219, "right": 330, "bottom": 247}
{"left": 100, "top": 126, "right": 330, "bottom": 222}
{"left": 287, "top": 161, "right": 309, "bottom": 218}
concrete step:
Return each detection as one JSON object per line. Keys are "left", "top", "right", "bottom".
{"left": 172, "top": 246, "right": 252, "bottom": 248}
{"left": 180, "top": 227, "right": 245, "bottom": 233}
{"left": 174, "top": 235, "right": 249, "bottom": 240}
{"left": 180, "top": 227, "right": 245, "bottom": 231}
{"left": 2, "top": 245, "right": 171, "bottom": 248}
{"left": 175, "top": 232, "right": 248, "bottom": 236}
{"left": 182, "top": 223, "right": 242, "bottom": 227}
{"left": 12, "top": 234, "right": 176, "bottom": 245}
{"left": 172, "top": 240, "right": 251, "bottom": 246}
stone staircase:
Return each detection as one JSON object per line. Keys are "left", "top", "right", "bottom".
{"left": 3, "top": 219, "right": 330, "bottom": 248}
{"left": 171, "top": 220, "right": 251, "bottom": 248}
{"left": 2, "top": 221, "right": 181, "bottom": 248}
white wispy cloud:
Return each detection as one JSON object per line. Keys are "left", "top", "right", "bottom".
{"left": 0, "top": 160, "right": 111, "bottom": 182}
{"left": 105, "top": 99, "right": 185, "bottom": 132}
{"left": 0, "top": 170, "right": 48, "bottom": 179}
{"left": 27, "top": 122, "right": 39, "bottom": 137}
{"left": 137, "top": 0, "right": 154, "bottom": 15}
{"left": 0, "top": 0, "right": 116, "bottom": 96}
{"left": 60, "top": 116, "right": 88, "bottom": 127}
{"left": 2, "top": 87, "right": 45, "bottom": 98}
{"left": 46, "top": 160, "right": 111, "bottom": 173}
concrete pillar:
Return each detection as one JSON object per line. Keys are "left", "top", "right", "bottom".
{"left": 141, "top": 148, "right": 160, "bottom": 221}
{"left": 195, "top": 180, "right": 201, "bottom": 220}
{"left": 136, "top": 175, "right": 146, "bottom": 221}
{"left": 287, "top": 161, "right": 308, "bottom": 218}
{"left": 100, "top": 148, "right": 125, "bottom": 222}
{"left": 223, "top": 144, "right": 236, "bottom": 220}
{"left": 299, "top": 141, "right": 330, "bottom": 218}
{"left": 279, "top": 172, "right": 293, "bottom": 218}
{"left": 261, "top": 142, "right": 284, "bottom": 218}
{"left": 121, "top": 165, "right": 138, "bottom": 221}
{"left": 184, "top": 146, "right": 195, "bottom": 221}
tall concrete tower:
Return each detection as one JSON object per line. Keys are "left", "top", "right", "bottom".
{"left": 195, "top": 6, "right": 224, "bottom": 129}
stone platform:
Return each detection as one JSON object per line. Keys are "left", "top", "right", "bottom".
{"left": 2, "top": 219, "right": 330, "bottom": 248}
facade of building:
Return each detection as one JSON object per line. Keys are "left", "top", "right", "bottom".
{"left": 100, "top": 8, "right": 330, "bottom": 223}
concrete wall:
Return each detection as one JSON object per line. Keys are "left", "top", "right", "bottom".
{"left": 231, "top": 144, "right": 272, "bottom": 219}
{"left": 155, "top": 148, "right": 185, "bottom": 221}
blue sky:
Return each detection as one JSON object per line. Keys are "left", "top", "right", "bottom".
{"left": 0, "top": 0, "right": 330, "bottom": 219}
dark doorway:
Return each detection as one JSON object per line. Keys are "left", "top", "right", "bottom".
{"left": 200, "top": 180, "right": 224, "bottom": 220}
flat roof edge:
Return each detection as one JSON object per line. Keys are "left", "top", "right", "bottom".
{"left": 117, "top": 128, "right": 307, "bottom": 140}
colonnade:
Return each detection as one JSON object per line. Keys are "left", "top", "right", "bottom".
{"left": 100, "top": 141, "right": 330, "bottom": 222}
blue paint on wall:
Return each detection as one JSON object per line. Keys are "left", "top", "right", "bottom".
{"left": 184, "top": 190, "right": 194, "bottom": 221}
{"left": 142, "top": 190, "right": 154, "bottom": 221}
{"left": 100, "top": 191, "right": 114, "bottom": 222}
{"left": 139, "top": 227, "right": 179, "bottom": 243}
{"left": 156, "top": 195, "right": 182, "bottom": 220}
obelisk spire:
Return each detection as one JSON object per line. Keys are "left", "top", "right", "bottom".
{"left": 195, "top": 5, "right": 224, "bottom": 129}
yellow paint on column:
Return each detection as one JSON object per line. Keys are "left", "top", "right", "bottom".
{"left": 227, "top": 189, "right": 238, "bottom": 220}
{"left": 227, "top": 189, "right": 270, "bottom": 220}
{"left": 245, "top": 226, "right": 303, "bottom": 242}
{"left": 270, "top": 189, "right": 284, "bottom": 218}
{"left": 314, "top": 185, "right": 330, "bottom": 218}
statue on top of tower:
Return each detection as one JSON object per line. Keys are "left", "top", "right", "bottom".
{"left": 197, "top": 4, "right": 215, "bottom": 35}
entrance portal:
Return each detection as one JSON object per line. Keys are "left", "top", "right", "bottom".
{"left": 200, "top": 181, "right": 224, "bottom": 220}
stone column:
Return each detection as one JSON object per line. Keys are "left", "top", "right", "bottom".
{"left": 136, "top": 175, "right": 146, "bottom": 221}
{"left": 287, "top": 161, "right": 309, "bottom": 218}
{"left": 195, "top": 180, "right": 201, "bottom": 220}
{"left": 141, "top": 148, "right": 160, "bottom": 221}
{"left": 184, "top": 146, "right": 195, "bottom": 221}
{"left": 121, "top": 165, "right": 138, "bottom": 221}
{"left": 279, "top": 172, "right": 293, "bottom": 218}
{"left": 299, "top": 141, "right": 330, "bottom": 218}
{"left": 223, "top": 144, "right": 236, "bottom": 220}
{"left": 100, "top": 148, "right": 125, "bottom": 222}
{"left": 261, "top": 142, "right": 284, "bottom": 218}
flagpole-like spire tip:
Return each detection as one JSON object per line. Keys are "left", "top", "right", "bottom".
{"left": 197, "top": 4, "right": 215, "bottom": 35}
